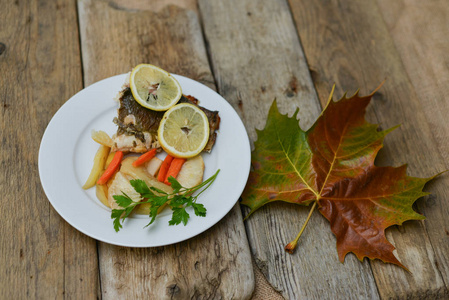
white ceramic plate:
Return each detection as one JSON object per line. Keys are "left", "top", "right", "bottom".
{"left": 39, "top": 74, "right": 251, "bottom": 247}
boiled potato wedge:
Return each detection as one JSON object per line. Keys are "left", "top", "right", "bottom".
{"left": 96, "top": 182, "right": 110, "bottom": 208}
{"left": 91, "top": 130, "right": 113, "bottom": 147}
{"left": 82, "top": 145, "right": 110, "bottom": 189}
{"left": 104, "top": 151, "right": 115, "bottom": 169}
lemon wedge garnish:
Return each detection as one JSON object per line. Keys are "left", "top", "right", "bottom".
{"left": 158, "top": 103, "right": 210, "bottom": 158}
{"left": 129, "top": 64, "right": 182, "bottom": 111}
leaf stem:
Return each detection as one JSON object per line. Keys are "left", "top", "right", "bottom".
{"left": 285, "top": 201, "right": 317, "bottom": 254}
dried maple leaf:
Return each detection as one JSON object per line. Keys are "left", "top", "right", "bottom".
{"left": 241, "top": 86, "right": 435, "bottom": 268}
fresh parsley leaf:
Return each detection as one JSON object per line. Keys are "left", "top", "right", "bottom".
{"left": 144, "top": 196, "right": 170, "bottom": 227}
{"left": 142, "top": 192, "right": 155, "bottom": 199}
{"left": 113, "top": 194, "right": 133, "bottom": 208}
{"left": 124, "top": 206, "right": 134, "bottom": 218}
{"left": 169, "top": 207, "right": 190, "bottom": 226}
{"left": 113, "top": 218, "right": 123, "bottom": 232}
{"left": 192, "top": 203, "right": 207, "bottom": 217}
{"left": 111, "top": 209, "right": 125, "bottom": 232}
{"left": 167, "top": 176, "right": 182, "bottom": 193}
{"left": 149, "top": 196, "right": 169, "bottom": 207}
{"left": 111, "top": 169, "right": 220, "bottom": 231}
{"left": 169, "top": 195, "right": 189, "bottom": 208}
{"left": 145, "top": 205, "right": 160, "bottom": 227}
{"left": 149, "top": 186, "right": 168, "bottom": 195}
{"left": 130, "top": 179, "right": 151, "bottom": 195}
{"left": 111, "top": 209, "right": 124, "bottom": 218}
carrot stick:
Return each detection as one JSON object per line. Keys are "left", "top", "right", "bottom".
{"left": 164, "top": 158, "right": 186, "bottom": 185}
{"left": 97, "top": 151, "right": 124, "bottom": 185}
{"left": 132, "top": 148, "right": 157, "bottom": 167}
{"left": 157, "top": 155, "right": 174, "bottom": 182}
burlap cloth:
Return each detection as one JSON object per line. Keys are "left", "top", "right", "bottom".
{"left": 250, "top": 260, "right": 284, "bottom": 299}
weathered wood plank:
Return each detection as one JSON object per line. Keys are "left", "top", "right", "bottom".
{"left": 376, "top": 0, "right": 449, "bottom": 291}
{"left": 199, "top": 0, "right": 379, "bottom": 299}
{"left": 0, "top": 0, "right": 99, "bottom": 298}
{"left": 288, "top": 0, "right": 449, "bottom": 298}
{"left": 77, "top": 0, "right": 254, "bottom": 298}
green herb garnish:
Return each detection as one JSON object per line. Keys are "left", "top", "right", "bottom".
{"left": 111, "top": 169, "right": 220, "bottom": 232}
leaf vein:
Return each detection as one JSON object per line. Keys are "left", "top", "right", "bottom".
{"left": 274, "top": 121, "right": 317, "bottom": 198}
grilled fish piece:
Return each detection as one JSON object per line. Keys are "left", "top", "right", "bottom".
{"left": 112, "top": 87, "right": 220, "bottom": 153}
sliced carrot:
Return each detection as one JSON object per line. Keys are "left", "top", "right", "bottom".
{"left": 97, "top": 151, "right": 124, "bottom": 185}
{"left": 157, "top": 155, "right": 174, "bottom": 182}
{"left": 164, "top": 158, "right": 186, "bottom": 185}
{"left": 132, "top": 148, "right": 157, "bottom": 167}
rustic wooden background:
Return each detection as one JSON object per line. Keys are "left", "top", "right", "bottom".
{"left": 1, "top": 0, "right": 448, "bottom": 299}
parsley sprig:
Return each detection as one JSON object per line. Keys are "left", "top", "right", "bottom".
{"left": 112, "top": 169, "right": 220, "bottom": 232}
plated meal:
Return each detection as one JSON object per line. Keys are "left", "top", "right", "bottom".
{"left": 39, "top": 67, "right": 250, "bottom": 247}
{"left": 82, "top": 64, "right": 221, "bottom": 231}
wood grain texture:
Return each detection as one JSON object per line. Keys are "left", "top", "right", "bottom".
{"left": 199, "top": 0, "right": 379, "bottom": 299}
{"left": 77, "top": 0, "right": 254, "bottom": 298}
{"left": 0, "top": 0, "right": 99, "bottom": 298}
{"left": 79, "top": 0, "right": 213, "bottom": 89}
{"left": 377, "top": 0, "right": 449, "bottom": 290}
{"left": 288, "top": 0, "right": 449, "bottom": 298}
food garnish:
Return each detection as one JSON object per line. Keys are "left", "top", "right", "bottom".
{"left": 242, "top": 85, "right": 439, "bottom": 269}
{"left": 112, "top": 169, "right": 220, "bottom": 232}
{"left": 129, "top": 64, "right": 182, "bottom": 111}
{"left": 158, "top": 103, "right": 210, "bottom": 158}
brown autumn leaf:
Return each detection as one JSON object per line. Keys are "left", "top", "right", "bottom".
{"left": 241, "top": 86, "right": 436, "bottom": 268}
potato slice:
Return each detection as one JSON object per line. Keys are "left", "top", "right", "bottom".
{"left": 107, "top": 171, "right": 142, "bottom": 209}
{"left": 177, "top": 155, "right": 205, "bottom": 188}
{"left": 145, "top": 157, "right": 163, "bottom": 177}
{"left": 91, "top": 130, "right": 113, "bottom": 147}
{"left": 82, "top": 145, "right": 110, "bottom": 189}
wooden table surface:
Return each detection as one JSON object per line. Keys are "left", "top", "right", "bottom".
{"left": 1, "top": 0, "right": 448, "bottom": 299}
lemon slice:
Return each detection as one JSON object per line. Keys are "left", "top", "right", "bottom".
{"left": 158, "top": 103, "right": 210, "bottom": 158}
{"left": 129, "top": 64, "right": 182, "bottom": 111}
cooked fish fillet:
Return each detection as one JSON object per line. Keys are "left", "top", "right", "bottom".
{"left": 112, "top": 88, "right": 220, "bottom": 153}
